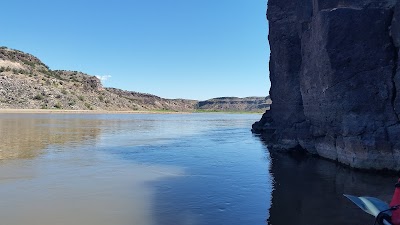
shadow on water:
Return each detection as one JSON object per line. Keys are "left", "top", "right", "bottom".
{"left": 261, "top": 138, "right": 397, "bottom": 225}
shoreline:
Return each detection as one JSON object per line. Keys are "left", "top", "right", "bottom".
{"left": 0, "top": 109, "right": 190, "bottom": 114}
{"left": 0, "top": 109, "right": 265, "bottom": 115}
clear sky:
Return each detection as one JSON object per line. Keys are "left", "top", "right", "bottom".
{"left": 1, "top": 0, "right": 270, "bottom": 100}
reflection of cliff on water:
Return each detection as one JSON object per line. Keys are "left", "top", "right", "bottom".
{"left": 266, "top": 147, "right": 397, "bottom": 225}
{"left": 0, "top": 115, "right": 103, "bottom": 160}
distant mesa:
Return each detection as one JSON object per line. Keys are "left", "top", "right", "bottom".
{"left": 0, "top": 46, "right": 269, "bottom": 112}
{"left": 197, "top": 96, "right": 271, "bottom": 112}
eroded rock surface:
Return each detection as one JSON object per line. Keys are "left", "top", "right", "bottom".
{"left": 253, "top": 0, "right": 400, "bottom": 170}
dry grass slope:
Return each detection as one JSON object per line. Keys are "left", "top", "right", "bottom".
{"left": 0, "top": 47, "right": 270, "bottom": 112}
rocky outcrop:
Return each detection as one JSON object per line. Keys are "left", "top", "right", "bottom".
{"left": 197, "top": 96, "right": 271, "bottom": 112}
{"left": 253, "top": 0, "right": 400, "bottom": 170}
{"left": 54, "top": 70, "right": 104, "bottom": 91}
{"left": 0, "top": 47, "right": 197, "bottom": 111}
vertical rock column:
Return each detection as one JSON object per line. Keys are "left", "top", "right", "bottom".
{"left": 253, "top": 0, "right": 312, "bottom": 151}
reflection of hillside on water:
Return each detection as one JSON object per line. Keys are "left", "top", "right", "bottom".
{"left": 0, "top": 117, "right": 104, "bottom": 160}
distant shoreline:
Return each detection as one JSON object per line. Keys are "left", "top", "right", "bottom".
{"left": 0, "top": 109, "right": 189, "bottom": 114}
{"left": 0, "top": 109, "right": 264, "bottom": 114}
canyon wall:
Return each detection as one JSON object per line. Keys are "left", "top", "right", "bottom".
{"left": 0, "top": 47, "right": 196, "bottom": 111}
{"left": 197, "top": 96, "right": 271, "bottom": 112}
{"left": 253, "top": 0, "right": 400, "bottom": 170}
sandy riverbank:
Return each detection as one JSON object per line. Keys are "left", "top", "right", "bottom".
{"left": 0, "top": 109, "right": 190, "bottom": 114}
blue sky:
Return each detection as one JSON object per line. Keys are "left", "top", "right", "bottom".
{"left": 1, "top": 0, "right": 270, "bottom": 100}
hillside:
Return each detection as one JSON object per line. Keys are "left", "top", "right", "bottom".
{"left": 0, "top": 47, "right": 197, "bottom": 111}
{"left": 0, "top": 47, "right": 270, "bottom": 112}
{"left": 198, "top": 97, "right": 271, "bottom": 112}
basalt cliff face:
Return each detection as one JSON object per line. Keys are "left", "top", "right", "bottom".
{"left": 253, "top": 0, "right": 400, "bottom": 170}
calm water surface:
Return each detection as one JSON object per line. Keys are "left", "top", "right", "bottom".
{"left": 0, "top": 113, "right": 270, "bottom": 225}
{"left": 0, "top": 113, "right": 397, "bottom": 225}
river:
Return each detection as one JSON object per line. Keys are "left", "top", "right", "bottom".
{"left": 0, "top": 113, "right": 396, "bottom": 225}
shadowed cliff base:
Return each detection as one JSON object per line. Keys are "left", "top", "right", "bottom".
{"left": 254, "top": 0, "right": 400, "bottom": 171}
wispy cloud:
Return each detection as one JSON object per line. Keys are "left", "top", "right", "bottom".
{"left": 96, "top": 75, "right": 112, "bottom": 82}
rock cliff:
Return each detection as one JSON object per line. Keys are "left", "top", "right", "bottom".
{"left": 253, "top": 0, "right": 400, "bottom": 170}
